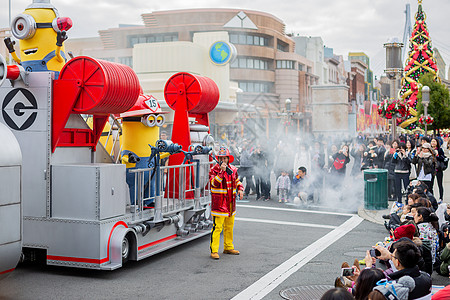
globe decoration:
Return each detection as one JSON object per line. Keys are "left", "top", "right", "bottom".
{"left": 209, "top": 41, "right": 234, "bottom": 65}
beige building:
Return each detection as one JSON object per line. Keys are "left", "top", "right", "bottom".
{"left": 0, "top": 28, "right": 12, "bottom": 64}
{"left": 65, "top": 8, "right": 317, "bottom": 139}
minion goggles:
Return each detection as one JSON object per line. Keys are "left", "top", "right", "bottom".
{"left": 11, "top": 13, "right": 72, "bottom": 40}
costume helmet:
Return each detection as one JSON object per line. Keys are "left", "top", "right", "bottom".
{"left": 217, "top": 146, "right": 234, "bottom": 163}
{"left": 119, "top": 93, "right": 166, "bottom": 118}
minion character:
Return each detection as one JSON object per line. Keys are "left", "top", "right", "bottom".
{"left": 4, "top": 0, "right": 72, "bottom": 78}
{"left": 119, "top": 94, "right": 167, "bottom": 206}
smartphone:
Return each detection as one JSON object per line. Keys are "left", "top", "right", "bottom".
{"left": 341, "top": 267, "right": 354, "bottom": 277}
{"left": 370, "top": 249, "right": 381, "bottom": 257}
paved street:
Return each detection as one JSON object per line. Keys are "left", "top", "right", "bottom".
{"left": 0, "top": 203, "right": 395, "bottom": 299}
{"left": 1, "top": 166, "right": 449, "bottom": 299}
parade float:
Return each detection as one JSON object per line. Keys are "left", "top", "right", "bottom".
{"left": 0, "top": 0, "right": 219, "bottom": 273}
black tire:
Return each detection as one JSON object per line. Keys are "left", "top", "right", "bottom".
{"left": 122, "top": 235, "right": 130, "bottom": 264}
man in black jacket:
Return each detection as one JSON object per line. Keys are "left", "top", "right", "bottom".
{"left": 389, "top": 240, "right": 432, "bottom": 299}
{"left": 374, "top": 137, "right": 386, "bottom": 168}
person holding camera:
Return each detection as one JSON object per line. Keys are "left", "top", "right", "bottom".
{"left": 363, "top": 141, "right": 377, "bottom": 170}
{"left": 374, "top": 240, "right": 432, "bottom": 299}
{"left": 392, "top": 142, "right": 411, "bottom": 204}
{"left": 374, "top": 137, "right": 386, "bottom": 168}
{"left": 411, "top": 143, "right": 436, "bottom": 194}
{"left": 351, "top": 143, "right": 366, "bottom": 175}
{"left": 329, "top": 144, "right": 350, "bottom": 189}
{"left": 431, "top": 137, "right": 446, "bottom": 202}
{"left": 384, "top": 141, "right": 398, "bottom": 201}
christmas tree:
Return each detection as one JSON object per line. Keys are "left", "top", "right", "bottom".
{"left": 399, "top": 0, "right": 440, "bottom": 130}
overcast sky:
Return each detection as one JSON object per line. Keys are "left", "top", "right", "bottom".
{"left": 2, "top": 0, "right": 449, "bottom": 78}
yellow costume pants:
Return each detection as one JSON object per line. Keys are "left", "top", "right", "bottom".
{"left": 210, "top": 215, "right": 235, "bottom": 253}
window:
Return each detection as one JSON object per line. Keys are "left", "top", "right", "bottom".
{"left": 100, "top": 57, "right": 115, "bottom": 62}
{"left": 239, "top": 35, "right": 246, "bottom": 44}
{"left": 229, "top": 33, "right": 268, "bottom": 46}
{"left": 231, "top": 57, "right": 270, "bottom": 70}
{"left": 128, "top": 33, "right": 178, "bottom": 47}
{"left": 238, "top": 81, "right": 273, "bottom": 93}
{"left": 277, "top": 40, "right": 289, "bottom": 52}
{"left": 119, "top": 56, "right": 133, "bottom": 67}
{"left": 231, "top": 59, "right": 239, "bottom": 68}
{"left": 239, "top": 58, "right": 246, "bottom": 68}
{"left": 298, "top": 64, "right": 304, "bottom": 71}
{"left": 247, "top": 59, "right": 253, "bottom": 69}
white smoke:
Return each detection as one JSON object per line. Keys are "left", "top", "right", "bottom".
{"left": 226, "top": 127, "right": 365, "bottom": 213}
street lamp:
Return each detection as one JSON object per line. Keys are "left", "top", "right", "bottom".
{"left": 285, "top": 98, "right": 291, "bottom": 112}
{"left": 384, "top": 37, "right": 404, "bottom": 141}
{"left": 422, "top": 85, "right": 430, "bottom": 136}
{"left": 284, "top": 98, "right": 292, "bottom": 134}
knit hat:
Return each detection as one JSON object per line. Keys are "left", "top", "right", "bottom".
{"left": 394, "top": 224, "right": 416, "bottom": 241}
{"left": 374, "top": 276, "right": 415, "bottom": 300}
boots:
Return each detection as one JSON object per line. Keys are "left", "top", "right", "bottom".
{"left": 223, "top": 249, "right": 240, "bottom": 255}
{"left": 210, "top": 252, "right": 220, "bottom": 260}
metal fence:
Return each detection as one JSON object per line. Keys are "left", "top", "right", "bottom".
{"left": 129, "top": 160, "right": 213, "bottom": 221}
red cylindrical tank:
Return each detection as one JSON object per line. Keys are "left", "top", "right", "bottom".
{"left": 164, "top": 72, "right": 219, "bottom": 114}
{"left": 58, "top": 56, "right": 140, "bottom": 114}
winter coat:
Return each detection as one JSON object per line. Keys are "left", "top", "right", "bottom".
{"left": 209, "top": 163, "right": 243, "bottom": 217}
{"left": 311, "top": 150, "right": 325, "bottom": 171}
{"left": 393, "top": 152, "right": 411, "bottom": 173}
{"left": 350, "top": 149, "right": 362, "bottom": 175}
{"left": 276, "top": 175, "right": 290, "bottom": 190}
{"left": 330, "top": 152, "right": 350, "bottom": 174}
{"left": 439, "top": 242, "right": 450, "bottom": 276}
{"left": 374, "top": 146, "right": 386, "bottom": 168}
{"left": 361, "top": 152, "right": 374, "bottom": 170}
{"left": 417, "top": 222, "right": 439, "bottom": 265}
{"left": 239, "top": 149, "right": 254, "bottom": 168}
{"left": 251, "top": 150, "right": 269, "bottom": 178}
{"left": 412, "top": 155, "right": 435, "bottom": 177}
{"left": 389, "top": 266, "right": 432, "bottom": 299}
{"left": 435, "top": 147, "right": 446, "bottom": 172}
{"left": 384, "top": 152, "right": 396, "bottom": 178}
{"left": 413, "top": 237, "right": 433, "bottom": 276}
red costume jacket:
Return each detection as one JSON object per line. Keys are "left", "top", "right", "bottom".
{"left": 209, "top": 163, "right": 243, "bottom": 217}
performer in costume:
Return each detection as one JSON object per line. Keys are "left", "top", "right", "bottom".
{"left": 209, "top": 146, "right": 244, "bottom": 260}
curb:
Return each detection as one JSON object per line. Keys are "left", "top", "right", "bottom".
{"left": 358, "top": 206, "right": 389, "bottom": 226}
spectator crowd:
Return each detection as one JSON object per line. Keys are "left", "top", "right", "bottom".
{"left": 215, "top": 131, "right": 450, "bottom": 299}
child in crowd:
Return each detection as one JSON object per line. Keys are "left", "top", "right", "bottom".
{"left": 276, "top": 170, "right": 290, "bottom": 203}
{"left": 400, "top": 205, "right": 414, "bottom": 223}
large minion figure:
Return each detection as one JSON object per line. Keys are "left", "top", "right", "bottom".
{"left": 120, "top": 94, "right": 167, "bottom": 206}
{"left": 4, "top": 0, "right": 72, "bottom": 78}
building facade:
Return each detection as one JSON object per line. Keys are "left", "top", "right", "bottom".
{"left": 66, "top": 9, "right": 318, "bottom": 140}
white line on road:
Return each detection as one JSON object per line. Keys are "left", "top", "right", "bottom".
{"left": 235, "top": 217, "right": 337, "bottom": 229}
{"left": 231, "top": 215, "right": 363, "bottom": 300}
{"left": 237, "top": 204, "right": 355, "bottom": 217}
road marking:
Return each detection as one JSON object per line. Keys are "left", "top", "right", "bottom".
{"left": 237, "top": 204, "right": 354, "bottom": 217}
{"left": 235, "top": 217, "right": 337, "bottom": 229}
{"left": 231, "top": 215, "right": 363, "bottom": 300}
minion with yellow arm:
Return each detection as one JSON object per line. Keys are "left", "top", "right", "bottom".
{"left": 119, "top": 94, "right": 168, "bottom": 207}
{"left": 4, "top": 0, "right": 72, "bottom": 78}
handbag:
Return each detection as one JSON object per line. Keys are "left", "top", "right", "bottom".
{"left": 409, "top": 164, "right": 417, "bottom": 180}
{"left": 439, "top": 157, "right": 448, "bottom": 171}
